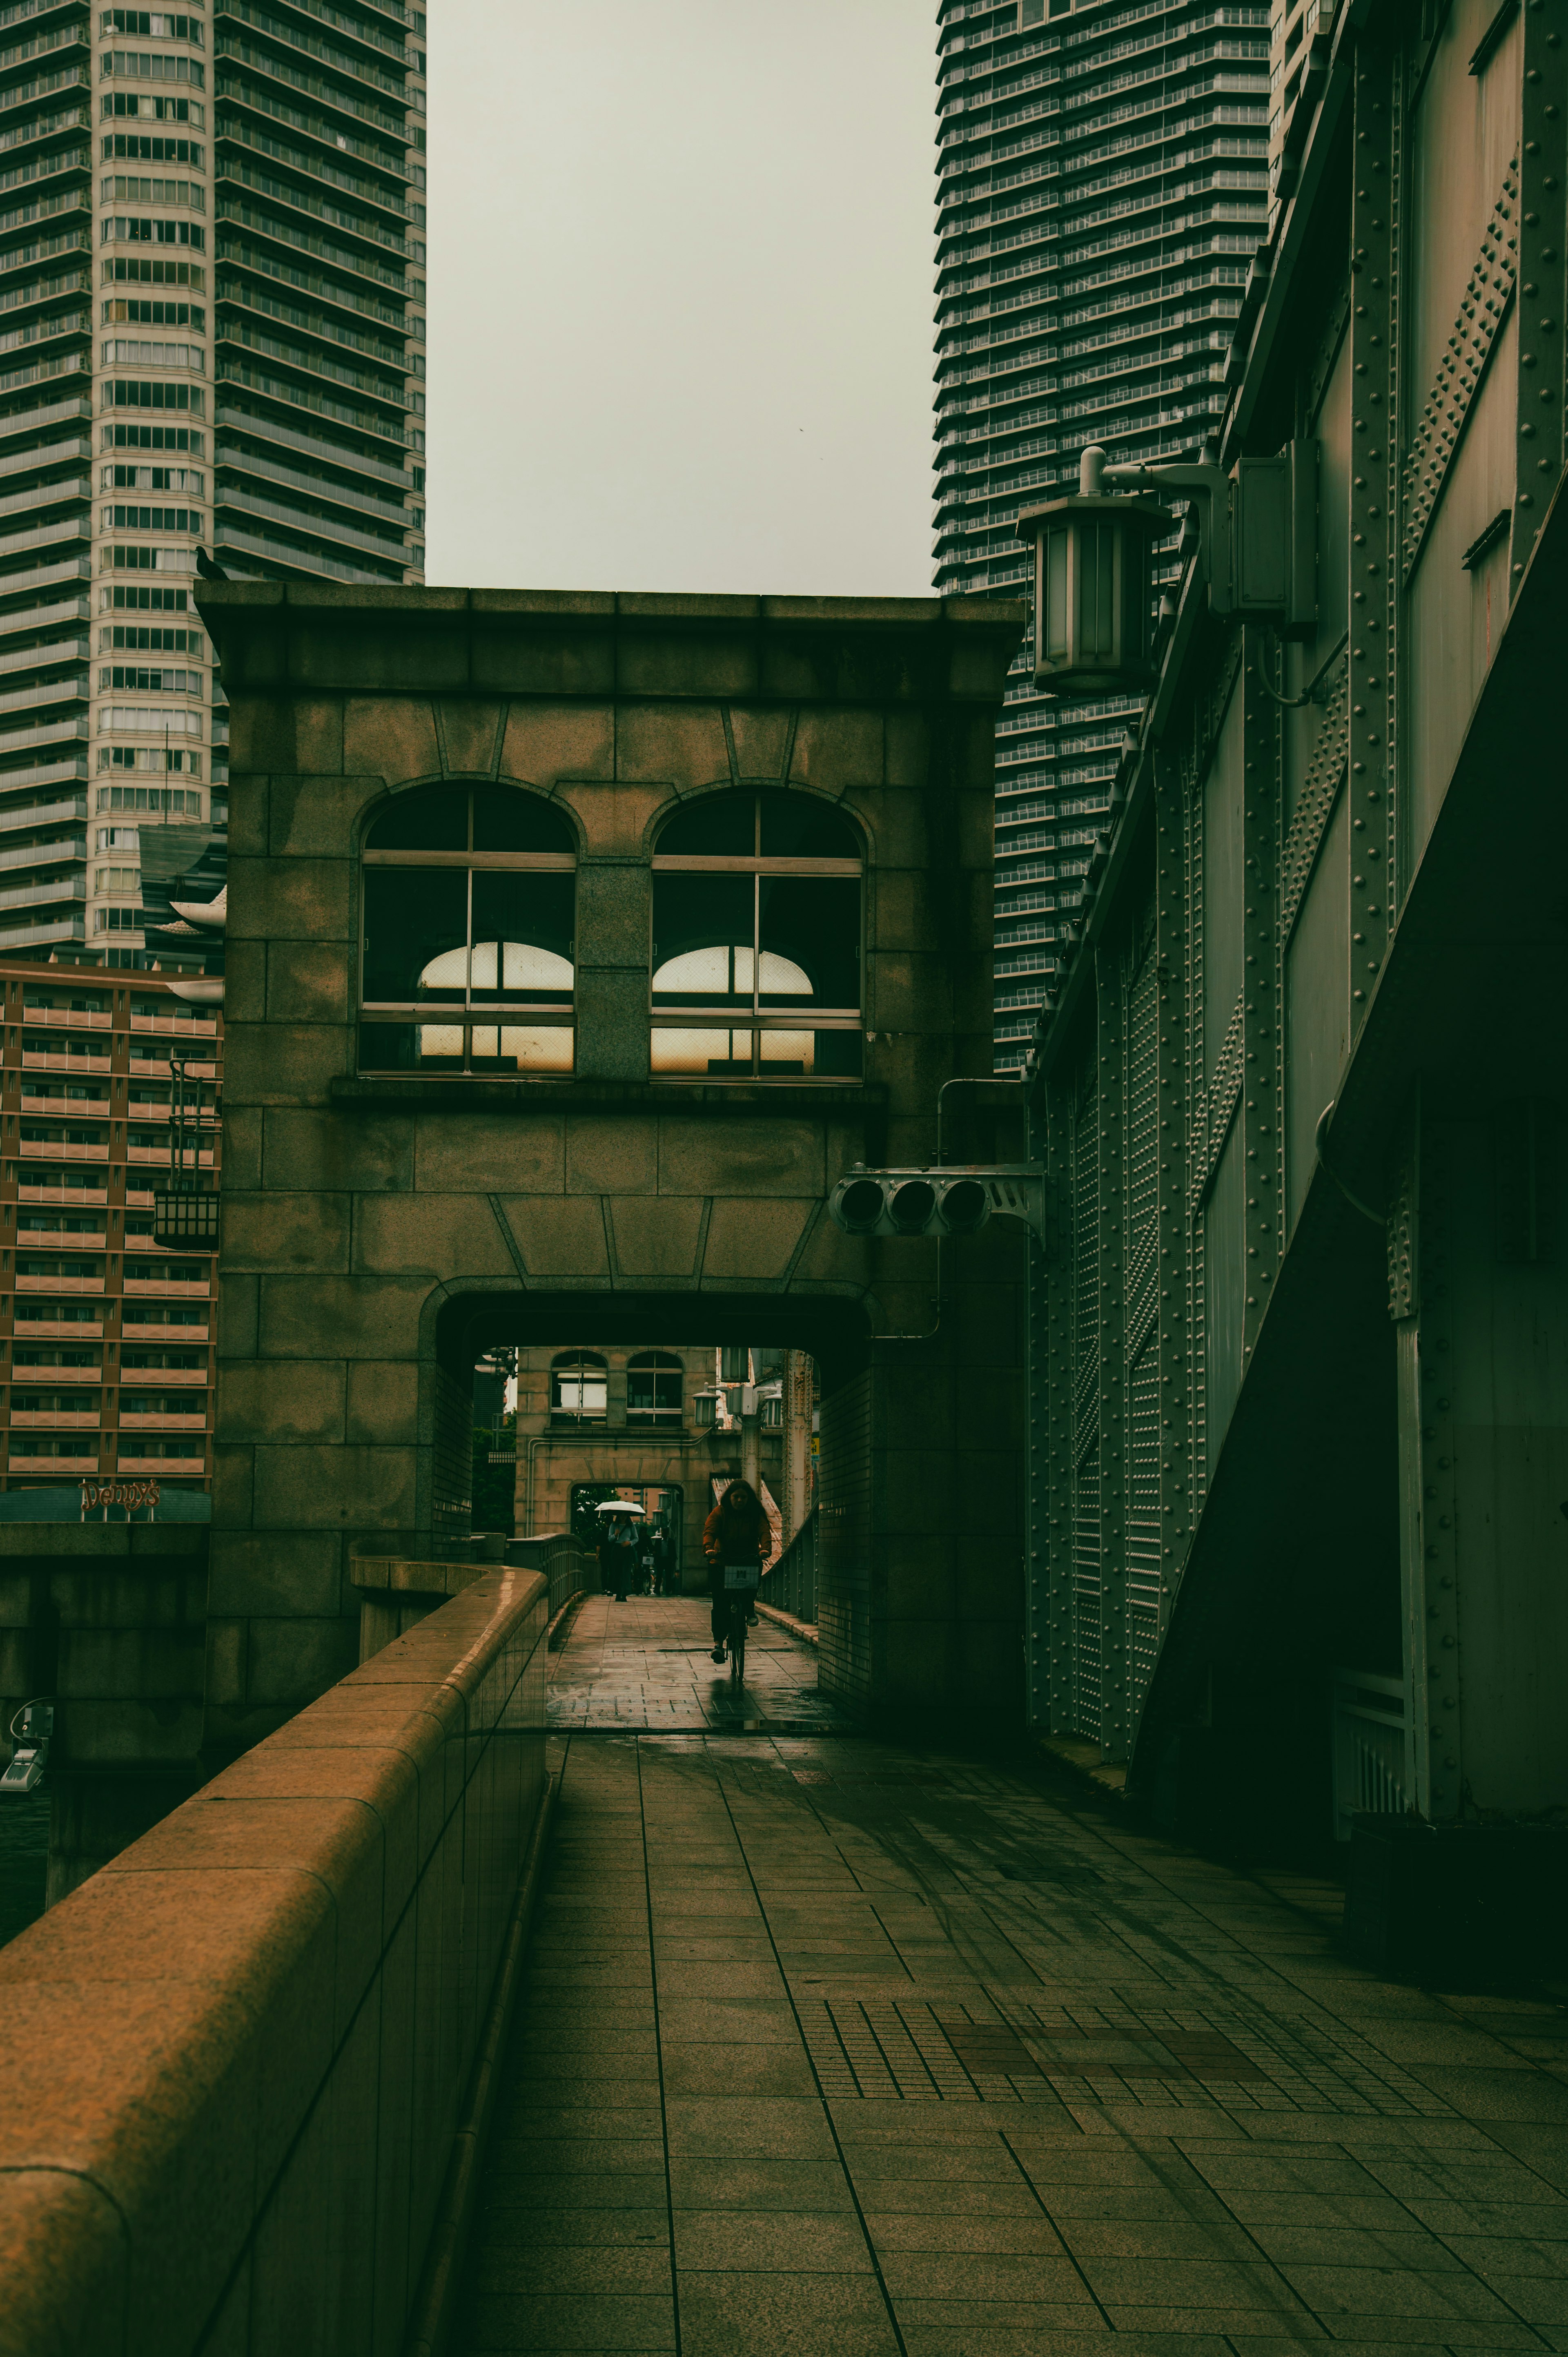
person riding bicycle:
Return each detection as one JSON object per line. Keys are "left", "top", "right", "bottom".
{"left": 702, "top": 1479, "right": 768, "bottom": 1664}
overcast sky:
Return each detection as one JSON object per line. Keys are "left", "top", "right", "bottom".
{"left": 424, "top": 1, "right": 935, "bottom": 599}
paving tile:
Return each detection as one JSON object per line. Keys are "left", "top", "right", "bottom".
{"left": 864, "top": 2212, "right": 1067, "bottom": 2257}
{"left": 848, "top": 2174, "right": 1051, "bottom": 2217}
{"left": 1243, "top": 2223, "right": 1466, "bottom": 2270}
{"left": 654, "top": 1964, "right": 789, "bottom": 1999}
{"left": 472, "top": 2247, "right": 672, "bottom": 2297}
{"left": 675, "top": 2268, "right": 901, "bottom": 2356}
{"left": 671, "top": 2210, "right": 875, "bottom": 2271}
{"left": 482, "top": 2213, "right": 671, "bottom": 2249}
{"left": 667, "top": 2156, "right": 858, "bottom": 2211}
{"left": 1277, "top": 2259, "right": 1532, "bottom": 2319}
{"left": 485, "top": 2137, "right": 668, "bottom": 2175}
{"left": 655, "top": 1998, "right": 800, "bottom": 2043}
{"left": 899, "top": 2333, "right": 1235, "bottom": 2357}
{"left": 658, "top": 2045, "right": 818, "bottom": 2098}
{"left": 662, "top": 2096, "right": 837, "bottom": 2158}
{"left": 478, "top": 2174, "right": 671, "bottom": 2213}
{"left": 876, "top": 2251, "right": 1098, "bottom": 2303}
{"left": 488, "top": 2104, "right": 666, "bottom": 2140}
{"left": 1099, "top": 2308, "right": 1330, "bottom": 2341}
{"left": 457, "top": 1642, "right": 1568, "bottom": 2357}
{"left": 1225, "top": 2343, "right": 1482, "bottom": 2357}
{"left": 1058, "top": 2216, "right": 1264, "bottom": 2261}
{"left": 465, "top": 2292, "right": 676, "bottom": 2351}
{"left": 1447, "top": 2273, "right": 1568, "bottom": 2324}
{"left": 1399, "top": 2067, "right": 1568, "bottom": 2120}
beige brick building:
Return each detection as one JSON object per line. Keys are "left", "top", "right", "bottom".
{"left": 0, "top": 959, "right": 218, "bottom": 1494}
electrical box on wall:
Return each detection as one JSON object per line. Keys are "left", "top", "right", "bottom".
{"left": 1232, "top": 442, "right": 1318, "bottom": 635}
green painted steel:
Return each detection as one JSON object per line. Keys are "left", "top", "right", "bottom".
{"left": 1019, "top": 0, "right": 1568, "bottom": 1880}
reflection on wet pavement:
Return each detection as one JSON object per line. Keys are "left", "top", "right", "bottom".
{"left": 548, "top": 1592, "right": 850, "bottom": 1732}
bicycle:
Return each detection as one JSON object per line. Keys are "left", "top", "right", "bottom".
{"left": 718, "top": 1561, "right": 759, "bottom": 1683}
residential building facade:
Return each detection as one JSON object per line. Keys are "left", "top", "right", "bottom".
{"left": 0, "top": 0, "right": 428, "bottom": 971}
{"left": 933, "top": 0, "right": 1270, "bottom": 1068}
{"left": 0, "top": 959, "right": 218, "bottom": 1493}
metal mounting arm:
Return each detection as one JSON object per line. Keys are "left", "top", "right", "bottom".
{"left": 1104, "top": 460, "right": 1234, "bottom": 612}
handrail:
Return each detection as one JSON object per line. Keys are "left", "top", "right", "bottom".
{"left": 757, "top": 1507, "right": 816, "bottom": 1625}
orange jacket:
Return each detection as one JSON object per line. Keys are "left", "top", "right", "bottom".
{"left": 702, "top": 1494, "right": 768, "bottom": 1565}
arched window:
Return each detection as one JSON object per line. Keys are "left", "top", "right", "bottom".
{"left": 627, "top": 1350, "right": 683, "bottom": 1425}
{"left": 551, "top": 1350, "right": 606, "bottom": 1423}
{"left": 359, "top": 783, "right": 575, "bottom": 1075}
{"left": 650, "top": 788, "right": 862, "bottom": 1080}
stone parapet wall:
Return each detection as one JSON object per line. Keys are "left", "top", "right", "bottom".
{"left": 0, "top": 1561, "right": 549, "bottom": 2356}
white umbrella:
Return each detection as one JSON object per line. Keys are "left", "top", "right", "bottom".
{"left": 594, "top": 1499, "right": 647, "bottom": 1517}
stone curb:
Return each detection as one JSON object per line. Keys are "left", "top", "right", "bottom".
{"left": 755, "top": 1601, "right": 818, "bottom": 1647}
{"left": 402, "top": 1768, "right": 558, "bottom": 2357}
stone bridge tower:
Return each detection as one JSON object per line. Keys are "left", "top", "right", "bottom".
{"left": 200, "top": 583, "right": 1028, "bottom": 1762}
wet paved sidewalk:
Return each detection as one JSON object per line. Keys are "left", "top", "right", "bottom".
{"left": 548, "top": 1592, "right": 846, "bottom": 1732}
{"left": 461, "top": 1731, "right": 1568, "bottom": 2356}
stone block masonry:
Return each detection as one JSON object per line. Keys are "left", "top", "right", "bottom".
{"left": 198, "top": 582, "right": 1031, "bottom": 1759}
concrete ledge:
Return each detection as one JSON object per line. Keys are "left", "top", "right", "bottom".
{"left": 329, "top": 1074, "right": 888, "bottom": 1117}
{"left": 1033, "top": 1733, "right": 1129, "bottom": 1798}
{"left": 546, "top": 1588, "right": 590, "bottom": 1651}
{"left": 754, "top": 1601, "right": 818, "bottom": 1647}
{"left": 0, "top": 1562, "right": 550, "bottom": 2357}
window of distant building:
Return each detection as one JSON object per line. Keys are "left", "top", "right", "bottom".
{"left": 358, "top": 783, "right": 575, "bottom": 1075}
{"left": 627, "top": 1351, "right": 683, "bottom": 1424}
{"left": 551, "top": 1351, "right": 607, "bottom": 1423}
{"left": 650, "top": 788, "right": 862, "bottom": 1081}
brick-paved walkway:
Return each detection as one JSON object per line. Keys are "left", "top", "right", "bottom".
{"left": 548, "top": 1593, "right": 846, "bottom": 1732}
{"left": 460, "top": 1722, "right": 1568, "bottom": 2357}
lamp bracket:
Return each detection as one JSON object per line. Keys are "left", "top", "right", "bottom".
{"left": 1105, "top": 443, "right": 1318, "bottom": 636}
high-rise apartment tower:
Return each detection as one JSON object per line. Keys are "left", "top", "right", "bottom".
{"left": 933, "top": 0, "right": 1270, "bottom": 1069}
{"left": 0, "top": 0, "right": 428, "bottom": 969}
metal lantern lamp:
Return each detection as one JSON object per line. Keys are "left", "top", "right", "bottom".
{"left": 1016, "top": 445, "right": 1172, "bottom": 696}
{"left": 692, "top": 1387, "right": 722, "bottom": 1430}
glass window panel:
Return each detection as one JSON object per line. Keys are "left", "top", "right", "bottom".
{"left": 651, "top": 874, "right": 755, "bottom": 1006}
{"left": 1045, "top": 527, "right": 1069, "bottom": 662}
{"left": 366, "top": 785, "right": 466, "bottom": 851}
{"left": 471, "top": 785, "right": 575, "bottom": 854}
{"left": 470, "top": 871, "right": 575, "bottom": 1003}
{"left": 756, "top": 876, "right": 860, "bottom": 1008}
{"left": 1081, "top": 521, "right": 1115, "bottom": 660}
{"left": 627, "top": 1366, "right": 682, "bottom": 1416}
{"left": 357, "top": 1022, "right": 465, "bottom": 1073}
{"left": 758, "top": 791, "right": 860, "bottom": 860}
{"left": 470, "top": 1025, "right": 574, "bottom": 1074}
{"left": 363, "top": 867, "right": 468, "bottom": 1002}
{"left": 650, "top": 1027, "right": 754, "bottom": 1075}
{"left": 655, "top": 789, "right": 755, "bottom": 856}
{"left": 757, "top": 1027, "right": 863, "bottom": 1079}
